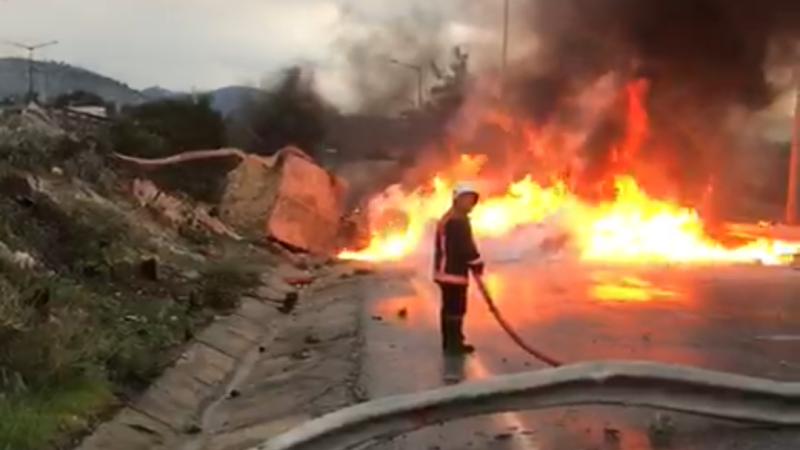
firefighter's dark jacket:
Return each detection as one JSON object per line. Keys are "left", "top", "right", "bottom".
{"left": 433, "top": 209, "right": 482, "bottom": 285}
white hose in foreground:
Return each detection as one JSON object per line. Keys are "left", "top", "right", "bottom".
{"left": 255, "top": 360, "right": 800, "bottom": 450}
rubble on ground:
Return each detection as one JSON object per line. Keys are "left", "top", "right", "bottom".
{"left": 130, "top": 177, "right": 242, "bottom": 240}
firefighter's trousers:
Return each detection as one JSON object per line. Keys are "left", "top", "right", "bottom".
{"left": 437, "top": 282, "right": 468, "bottom": 349}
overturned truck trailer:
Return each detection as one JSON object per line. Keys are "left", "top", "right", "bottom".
{"left": 220, "top": 147, "right": 348, "bottom": 253}
{"left": 113, "top": 146, "right": 348, "bottom": 253}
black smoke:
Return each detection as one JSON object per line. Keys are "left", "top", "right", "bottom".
{"left": 515, "top": 0, "right": 800, "bottom": 115}
{"left": 508, "top": 0, "right": 800, "bottom": 205}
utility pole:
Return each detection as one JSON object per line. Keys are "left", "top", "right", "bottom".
{"left": 500, "top": 0, "right": 513, "bottom": 181}
{"left": 5, "top": 40, "right": 58, "bottom": 103}
{"left": 786, "top": 65, "right": 800, "bottom": 224}
{"left": 501, "top": 0, "right": 510, "bottom": 99}
{"left": 389, "top": 58, "right": 424, "bottom": 108}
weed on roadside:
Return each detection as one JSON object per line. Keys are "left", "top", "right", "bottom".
{"left": 0, "top": 249, "right": 261, "bottom": 449}
{"left": 0, "top": 377, "right": 113, "bottom": 450}
{"left": 194, "top": 259, "right": 261, "bottom": 312}
{"left": 0, "top": 121, "right": 269, "bottom": 449}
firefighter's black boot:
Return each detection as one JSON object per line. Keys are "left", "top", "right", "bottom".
{"left": 442, "top": 316, "right": 475, "bottom": 355}
{"left": 440, "top": 314, "right": 454, "bottom": 351}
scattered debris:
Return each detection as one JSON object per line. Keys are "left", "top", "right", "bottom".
{"left": 139, "top": 257, "right": 159, "bottom": 281}
{"left": 10, "top": 250, "right": 37, "bottom": 269}
{"left": 290, "top": 349, "right": 312, "bottom": 360}
{"left": 397, "top": 307, "right": 408, "bottom": 320}
{"left": 182, "top": 423, "right": 203, "bottom": 435}
{"left": 603, "top": 426, "right": 621, "bottom": 443}
{"left": 130, "top": 177, "right": 242, "bottom": 240}
{"left": 279, "top": 292, "right": 300, "bottom": 314}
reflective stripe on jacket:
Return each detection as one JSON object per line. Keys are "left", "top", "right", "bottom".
{"left": 433, "top": 209, "right": 482, "bottom": 285}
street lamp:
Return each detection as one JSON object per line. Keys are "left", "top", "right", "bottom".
{"left": 501, "top": 0, "right": 510, "bottom": 98}
{"left": 5, "top": 39, "right": 59, "bottom": 103}
{"left": 388, "top": 58, "right": 424, "bottom": 108}
{"left": 786, "top": 66, "right": 800, "bottom": 224}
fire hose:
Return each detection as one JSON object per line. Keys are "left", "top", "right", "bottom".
{"left": 473, "top": 273, "right": 563, "bottom": 367}
{"left": 258, "top": 360, "right": 800, "bottom": 450}
{"left": 257, "top": 274, "right": 800, "bottom": 450}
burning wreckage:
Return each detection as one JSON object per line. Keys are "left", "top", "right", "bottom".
{"left": 336, "top": 79, "right": 800, "bottom": 267}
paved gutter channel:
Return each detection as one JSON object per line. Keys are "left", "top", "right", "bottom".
{"left": 78, "top": 265, "right": 371, "bottom": 450}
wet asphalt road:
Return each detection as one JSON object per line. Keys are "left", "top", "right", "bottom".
{"left": 362, "top": 261, "right": 800, "bottom": 450}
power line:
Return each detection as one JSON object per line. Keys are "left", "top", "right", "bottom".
{"left": 4, "top": 39, "right": 59, "bottom": 103}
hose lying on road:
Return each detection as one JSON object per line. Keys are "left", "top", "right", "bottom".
{"left": 473, "top": 274, "right": 563, "bottom": 367}
{"left": 257, "top": 360, "right": 800, "bottom": 450}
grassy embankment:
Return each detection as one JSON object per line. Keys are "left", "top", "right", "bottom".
{"left": 0, "top": 129, "right": 262, "bottom": 449}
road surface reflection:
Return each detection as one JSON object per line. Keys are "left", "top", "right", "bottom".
{"left": 589, "top": 272, "right": 680, "bottom": 302}
{"left": 364, "top": 261, "right": 800, "bottom": 450}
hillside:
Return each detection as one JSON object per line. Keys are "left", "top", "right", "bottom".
{"left": 0, "top": 105, "right": 280, "bottom": 449}
{"left": 0, "top": 57, "right": 144, "bottom": 105}
{"left": 0, "top": 58, "right": 257, "bottom": 116}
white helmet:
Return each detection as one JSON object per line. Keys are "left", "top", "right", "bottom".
{"left": 452, "top": 181, "right": 479, "bottom": 200}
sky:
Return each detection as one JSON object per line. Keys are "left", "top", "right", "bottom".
{"left": 0, "top": 0, "right": 489, "bottom": 105}
{"left": 1, "top": 0, "right": 789, "bottom": 121}
{"left": 0, "top": 0, "right": 369, "bottom": 101}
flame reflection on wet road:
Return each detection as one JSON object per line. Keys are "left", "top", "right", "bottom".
{"left": 363, "top": 262, "right": 800, "bottom": 450}
{"left": 589, "top": 272, "right": 680, "bottom": 302}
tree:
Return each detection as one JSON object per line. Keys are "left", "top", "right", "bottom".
{"left": 110, "top": 96, "right": 229, "bottom": 202}
{"left": 123, "top": 95, "right": 226, "bottom": 154}
{"left": 53, "top": 90, "right": 108, "bottom": 108}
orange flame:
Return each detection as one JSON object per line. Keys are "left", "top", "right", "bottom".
{"left": 339, "top": 80, "right": 800, "bottom": 266}
{"left": 340, "top": 171, "right": 798, "bottom": 265}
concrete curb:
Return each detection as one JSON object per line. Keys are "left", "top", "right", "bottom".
{"left": 77, "top": 266, "right": 369, "bottom": 450}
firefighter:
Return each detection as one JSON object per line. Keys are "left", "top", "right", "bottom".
{"left": 433, "top": 181, "right": 485, "bottom": 355}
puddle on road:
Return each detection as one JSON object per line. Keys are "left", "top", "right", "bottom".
{"left": 589, "top": 272, "right": 682, "bottom": 303}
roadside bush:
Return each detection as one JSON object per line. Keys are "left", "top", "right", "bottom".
{"left": 0, "top": 252, "right": 262, "bottom": 449}
{"left": 195, "top": 259, "right": 261, "bottom": 312}
{"left": 0, "top": 377, "right": 111, "bottom": 450}
{"left": 0, "top": 194, "right": 132, "bottom": 277}
{"left": 0, "top": 269, "right": 106, "bottom": 386}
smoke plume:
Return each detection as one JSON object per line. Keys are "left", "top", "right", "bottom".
{"left": 505, "top": 0, "right": 800, "bottom": 204}
{"left": 334, "top": 3, "right": 455, "bottom": 113}
{"left": 516, "top": 0, "right": 800, "bottom": 109}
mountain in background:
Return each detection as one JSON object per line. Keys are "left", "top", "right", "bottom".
{"left": 0, "top": 57, "right": 260, "bottom": 115}
{"left": 140, "top": 86, "right": 175, "bottom": 100}
{"left": 0, "top": 57, "right": 144, "bottom": 105}
{"left": 207, "top": 85, "right": 261, "bottom": 116}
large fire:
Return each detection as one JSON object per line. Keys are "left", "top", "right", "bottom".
{"left": 339, "top": 80, "right": 800, "bottom": 266}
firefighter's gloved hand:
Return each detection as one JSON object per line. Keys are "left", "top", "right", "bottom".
{"left": 470, "top": 262, "right": 485, "bottom": 277}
